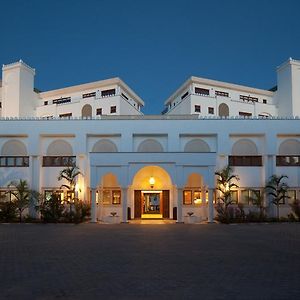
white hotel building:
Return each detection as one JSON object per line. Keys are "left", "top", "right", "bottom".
{"left": 0, "top": 58, "right": 300, "bottom": 223}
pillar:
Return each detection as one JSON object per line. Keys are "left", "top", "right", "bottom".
{"left": 121, "top": 187, "right": 128, "bottom": 223}
{"left": 91, "top": 188, "right": 97, "bottom": 223}
{"left": 208, "top": 189, "right": 214, "bottom": 223}
{"left": 30, "top": 155, "right": 40, "bottom": 217}
{"left": 177, "top": 188, "right": 184, "bottom": 223}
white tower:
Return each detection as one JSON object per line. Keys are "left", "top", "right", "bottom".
{"left": 276, "top": 58, "right": 300, "bottom": 117}
{"left": 1, "top": 60, "right": 36, "bottom": 117}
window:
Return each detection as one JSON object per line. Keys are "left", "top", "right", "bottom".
{"left": 82, "top": 92, "right": 96, "bottom": 98}
{"left": 230, "top": 191, "right": 238, "bottom": 204}
{"left": 263, "top": 99, "right": 267, "bottom": 104}
{"left": 229, "top": 156, "right": 263, "bottom": 166}
{"left": 181, "top": 91, "right": 189, "bottom": 100}
{"left": 193, "top": 191, "right": 202, "bottom": 205}
{"left": 239, "top": 95, "right": 258, "bottom": 102}
{"left": 215, "top": 90, "right": 229, "bottom": 97}
{"left": 101, "top": 189, "right": 121, "bottom": 205}
{"left": 44, "top": 190, "right": 63, "bottom": 202}
{"left": 276, "top": 156, "right": 300, "bottom": 166}
{"left": 112, "top": 190, "right": 121, "bottom": 204}
{"left": 195, "top": 87, "right": 209, "bottom": 96}
{"left": 42, "top": 156, "right": 76, "bottom": 167}
{"left": 183, "top": 190, "right": 192, "bottom": 205}
{"left": 96, "top": 108, "right": 102, "bottom": 115}
{"left": 194, "top": 105, "right": 201, "bottom": 113}
{"left": 240, "top": 189, "right": 261, "bottom": 205}
{"left": 239, "top": 112, "right": 252, "bottom": 117}
{"left": 101, "top": 89, "right": 116, "bottom": 97}
{"left": 44, "top": 101, "right": 48, "bottom": 106}
{"left": 52, "top": 97, "right": 71, "bottom": 105}
{"left": 0, "top": 102, "right": 2, "bottom": 108}
{"left": 0, "top": 190, "right": 18, "bottom": 202}
{"left": 110, "top": 106, "right": 116, "bottom": 113}
{"left": 59, "top": 113, "right": 72, "bottom": 118}
{"left": 208, "top": 107, "right": 214, "bottom": 114}
{"left": 287, "top": 190, "right": 297, "bottom": 204}
{"left": 0, "top": 156, "right": 29, "bottom": 167}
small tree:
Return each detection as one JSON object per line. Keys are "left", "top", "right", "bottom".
{"left": 58, "top": 165, "right": 82, "bottom": 221}
{"left": 215, "top": 165, "right": 239, "bottom": 209}
{"left": 265, "top": 175, "right": 289, "bottom": 220}
{"left": 8, "top": 179, "right": 31, "bottom": 222}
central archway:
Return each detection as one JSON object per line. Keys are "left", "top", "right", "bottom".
{"left": 131, "top": 166, "right": 173, "bottom": 219}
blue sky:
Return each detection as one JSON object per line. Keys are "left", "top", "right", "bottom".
{"left": 1, "top": 0, "right": 300, "bottom": 114}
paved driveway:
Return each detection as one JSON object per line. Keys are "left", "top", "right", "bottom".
{"left": 0, "top": 223, "right": 300, "bottom": 299}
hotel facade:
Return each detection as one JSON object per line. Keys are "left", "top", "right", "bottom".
{"left": 0, "top": 59, "right": 300, "bottom": 223}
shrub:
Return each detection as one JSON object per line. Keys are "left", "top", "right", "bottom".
{"left": 0, "top": 201, "right": 17, "bottom": 222}
{"left": 38, "top": 194, "right": 65, "bottom": 223}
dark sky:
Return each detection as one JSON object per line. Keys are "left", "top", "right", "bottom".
{"left": 1, "top": 0, "right": 300, "bottom": 114}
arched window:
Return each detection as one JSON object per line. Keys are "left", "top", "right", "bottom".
{"left": 92, "top": 140, "right": 118, "bottom": 152}
{"left": 277, "top": 139, "right": 300, "bottom": 166}
{"left": 1, "top": 140, "right": 27, "bottom": 156}
{"left": 184, "top": 139, "right": 210, "bottom": 152}
{"left": 218, "top": 103, "right": 229, "bottom": 117}
{"left": 229, "top": 139, "right": 261, "bottom": 166}
{"left": 0, "top": 140, "right": 29, "bottom": 167}
{"left": 81, "top": 104, "right": 92, "bottom": 118}
{"left": 137, "top": 139, "right": 163, "bottom": 152}
{"left": 43, "top": 140, "right": 74, "bottom": 167}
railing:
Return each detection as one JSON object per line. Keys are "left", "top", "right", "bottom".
{"left": 0, "top": 156, "right": 29, "bottom": 167}
{"left": 42, "top": 156, "right": 76, "bottom": 167}
{"left": 276, "top": 156, "right": 300, "bottom": 166}
{"left": 229, "top": 156, "right": 263, "bottom": 166}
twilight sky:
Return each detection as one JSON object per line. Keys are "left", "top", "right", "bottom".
{"left": 0, "top": 0, "right": 300, "bottom": 114}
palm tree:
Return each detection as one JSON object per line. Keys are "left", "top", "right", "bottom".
{"left": 265, "top": 175, "right": 289, "bottom": 220}
{"left": 215, "top": 166, "right": 239, "bottom": 209}
{"left": 8, "top": 179, "right": 30, "bottom": 222}
{"left": 58, "top": 165, "right": 82, "bottom": 192}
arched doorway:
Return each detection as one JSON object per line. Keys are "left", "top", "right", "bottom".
{"left": 218, "top": 103, "right": 229, "bottom": 117}
{"left": 81, "top": 104, "right": 92, "bottom": 118}
{"left": 131, "top": 166, "right": 173, "bottom": 219}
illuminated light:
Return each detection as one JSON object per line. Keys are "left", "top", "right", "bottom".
{"left": 225, "top": 183, "right": 230, "bottom": 192}
{"left": 149, "top": 176, "right": 155, "bottom": 188}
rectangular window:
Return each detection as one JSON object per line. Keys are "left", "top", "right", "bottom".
{"left": 193, "top": 191, "right": 202, "bottom": 205}
{"left": 82, "top": 92, "right": 96, "bottom": 98}
{"left": 229, "top": 156, "right": 263, "bottom": 166}
{"left": 208, "top": 107, "right": 214, "bottom": 114}
{"left": 0, "top": 156, "right": 29, "bottom": 167}
{"left": 240, "top": 189, "right": 261, "bottom": 205}
{"left": 183, "top": 190, "right": 192, "bottom": 205}
{"left": 195, "top": 87, "right": 209, "bottom": 96}
{"left": 42, "top": 156, "right": 76, "bottom": 167}
{"left": 59, "top": 113, "right": 72, "bottom": 118}
{"left": 194, "top": 105, "right": 201, "bottom": 113}
{"left": 181, "top": 91, "right": 189, "bottom": 100}
{"left": 263, "top": 99, "right": 267, "bottom": 104}
{"left": 102, "top": 190, "right": 111, "bottom": 205}
{"left": 96, "top": 108, "right": 102, "bottom": 115}
{"left": 44, "top": 101, "right": 48, "bottom": 106}
{"left": 276, "top": 156, "right": 300, "bottom": 166}
{"left": 230, "top": 191, "right": 238, "bottom": 204}
{"left": 239, "top": 95, "right": 258, "bottom": 102}
{"left": 112, "top": 190, "right": 121, "bottom": 205}
{"left": 215, "top": 90, "right": 229, "bottom": 97}
{"left": 287, "top": 190, "right": 296, "bottom": 204}
{"left": 110, "top": 106, "right": 116, "bottom": 113}
{"left": 52, "top": 97, "right": 71, "bottom": 105}
{"left": 0, "top": 102, "right": 2, "bottom": 108}
{"left": 101, "top": 89, "right": 116, "bottom": 97}
{"left": 239, "top": 111, "right": 252, "bottom": 117}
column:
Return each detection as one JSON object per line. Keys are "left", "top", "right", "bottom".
{"left": 91, "top": 188, "right": 97, "bottom": 223}
{"left": 30, "top": 155, "right": 40, "bottom": 217}
{"left": 208, "top": 189, "right": 214, "bottom": 223}
{"left": 177, "top": 188, "right": 183, "bottom": 223}
{"left": 121, "top": 187, "right": 128, "bottom": 223}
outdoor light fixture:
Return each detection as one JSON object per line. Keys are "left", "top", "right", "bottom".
{"left": 149, "top": 176, "right": 155, "bottom": 188}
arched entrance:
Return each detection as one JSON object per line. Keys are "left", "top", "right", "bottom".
{"left": 131, "top": 166, "right": 173, "bottom": 219}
